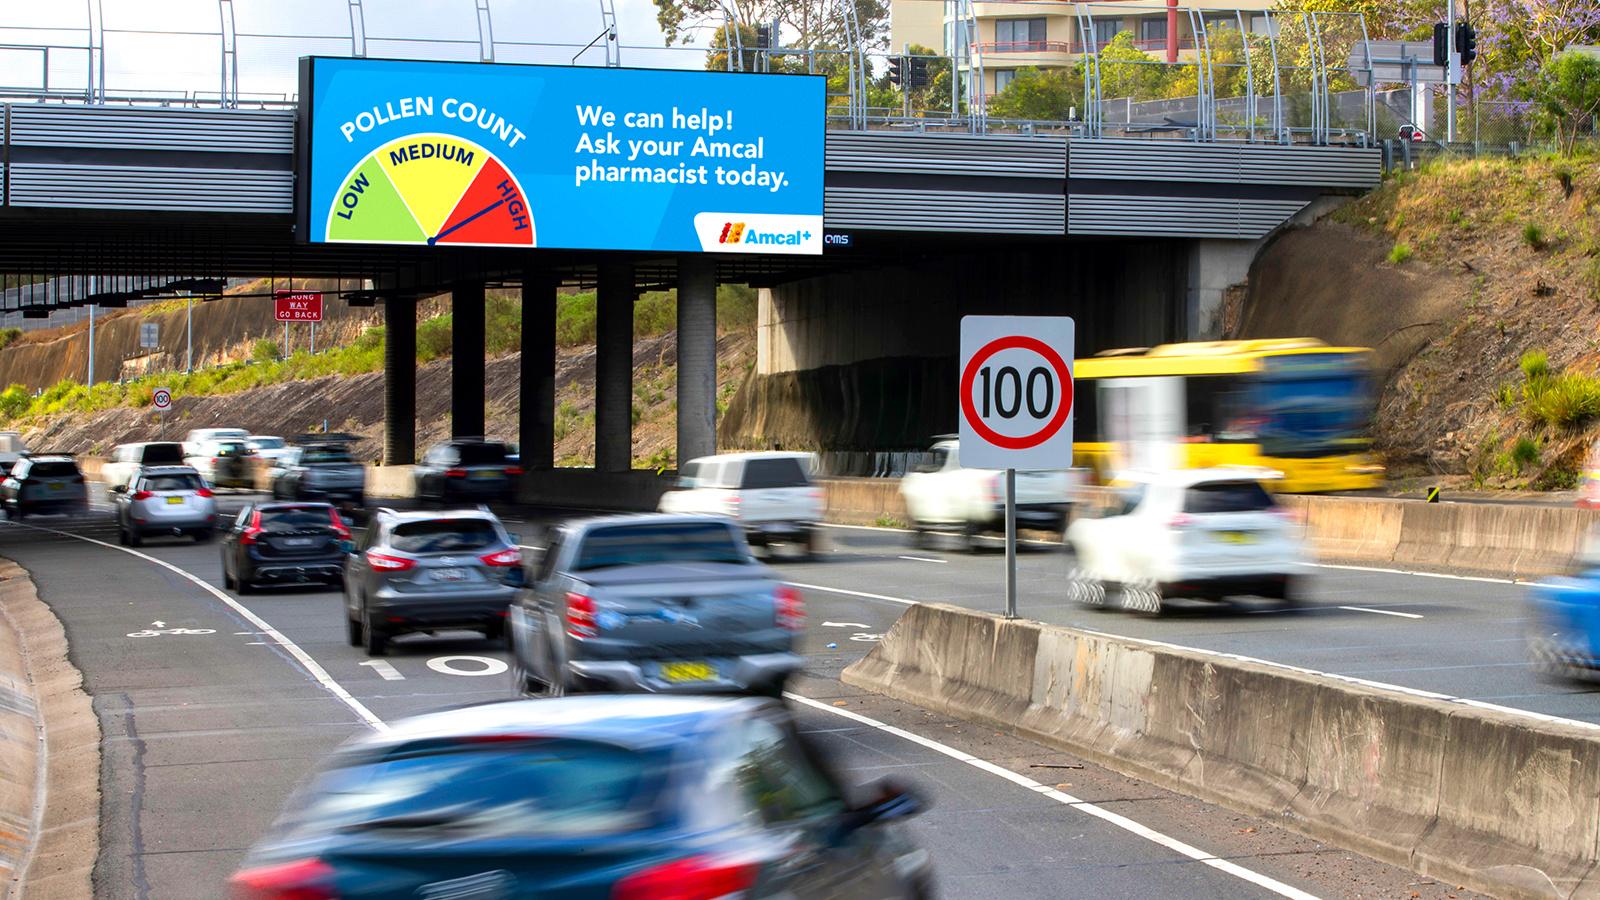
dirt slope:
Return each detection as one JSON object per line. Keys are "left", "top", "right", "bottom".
{"left": 1238, "top": 155, "right": 1600, "bottom": 488}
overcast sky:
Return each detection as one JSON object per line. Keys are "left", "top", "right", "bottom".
{"left": 0, "top": 0, "right": 710, "bottom": 102}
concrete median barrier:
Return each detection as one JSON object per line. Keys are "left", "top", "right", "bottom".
{"left": 844, "top": 602, "right": 1600, "bottom": 900}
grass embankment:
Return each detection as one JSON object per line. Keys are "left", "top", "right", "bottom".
{"left": 0, "top": 286, "right": 758, "bottom": 430}
{"left": 1335, "top": 153, "right": 1600, "bottom": 489}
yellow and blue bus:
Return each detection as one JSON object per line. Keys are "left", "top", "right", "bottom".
{"left": 1072, "top": 339, "right": 1384, "bottom": 493}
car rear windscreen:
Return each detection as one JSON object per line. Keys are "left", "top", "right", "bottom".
{"left": 140, "top": 444, "right": 186, "bottom": 465}
{"left": 574, "top": 521, "right": 746, "bottom": 570}
{"left": 739, "top": 457, "right": 809, "bottom": 489}
{"left": 390, "top": 519, "right": 499, "bottom": 553}
{"left": 142, "top": 474, "right": 203, "bottom": 491}
{"left": 458, "top": 443, "right": 508, "bottom": 465}
{"left": 260, "top": 507, "right": 335, "bottom": 533}
{"left": 28, "top": 462, "right": 78, "bottom": 478}
{"left": 282, "top": 739, "right": 667, "bottom": 839}
{"left": 302, "top": 446, "right": 353, "bottom": 464}
{"left": 217, "top": 443, "right": 252, "bottom": 457}
{"left": 1183, "top": 480, "right": 1275, "bottom": 514}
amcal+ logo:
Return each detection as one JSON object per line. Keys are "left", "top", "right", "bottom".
{"left": 719, "top": 222, "right": 747, "bottom": 244}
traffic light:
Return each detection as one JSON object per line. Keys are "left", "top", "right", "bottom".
{"left": 1432, "top": 22, "right": 1450, "bottom": 68}
{"left": 908, "top": 57, "right": 930, "bottom": 88}
{"left": 756, "top": 24, "right": 771, "bottom": 49}
{"left": 1456, "top": 22, "right": 1477, "bottom": 66}
{"left": 889, "top": 55, "right": 905, "bottom": 87}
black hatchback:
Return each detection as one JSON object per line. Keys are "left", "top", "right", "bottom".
{"left": 220, "top": 502, "right": 354, "bottom": 594}
{"left": 229, "top": 696, "right": 933, "bottom": 900}
{"left": 413, "top": 439, "right": 521, "bottom": 506}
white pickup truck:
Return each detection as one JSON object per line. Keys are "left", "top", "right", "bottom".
{"left": 658, "top": 451, "right": 824, "bottom": 559}
{"left": 900, "top": 438, "right": 1087, "bottom": 549}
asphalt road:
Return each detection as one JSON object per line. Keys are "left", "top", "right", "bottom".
{"left": 0, "top": 491, "right": 1499, "bottom": 900}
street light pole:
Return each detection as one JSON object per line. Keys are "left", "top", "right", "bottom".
{"left": 186, "top": 294, "right": 193, "bottom": 373}
{"left": 1446, "top": 0, "right": 1457, "bottom": 143}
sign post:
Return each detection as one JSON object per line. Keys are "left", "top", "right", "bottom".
{"left": 958, "top": 316, "right": 1076, "bottom": 619}
{"left": 151, "top": 388, "right": 172, "bottom": 440}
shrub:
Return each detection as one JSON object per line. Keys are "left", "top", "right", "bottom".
{"left": 1521, "top": 349, "right": 1550, "bottom": 380}
{"left": 1524, "top": 374, "right": 1600, "bottom": 428}
{"left": 251, "top": 338, "right": 281, "bottom": 363}
{"left": 1524, "top": 223, "right": 1548, "bottom": 250}
{"left": 716, "top": 284, "right": 758, "bottom": 331}
{"left": 0, "top": 384, "right": 28, "bottom": 420}
{"left": 1511, "top": 436, "right": 1541, "bottom": 472}
{"left": 415, "top": 314, "right": 453, "bottom": 362}
{"left": 1493, "top": 382, "right": 1518, "bottom": 408}
{"left": 634, "top": 291, "right": 677, "bottom": 338}
{"left": 0, "top": 328, "right": 22, "bottom": 352}
{"left": 555, "top": 292, "right": 597, "bottom": 347}
{"left": 1387, "top": 243, "right": 1412, "bottom": 264}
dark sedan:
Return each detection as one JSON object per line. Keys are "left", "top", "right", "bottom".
{"left": 220, "top": 502, "right": 353, "bottom": 594}
{"left": 228, "top": 695, "right": 933, "bottom": 900}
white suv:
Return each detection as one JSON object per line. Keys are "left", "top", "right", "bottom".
{"left": 1066, "top": 468, "right": 1311, "bottom": 614}
{"left": 658, "top": 452, "right": 824, "bottom": 558}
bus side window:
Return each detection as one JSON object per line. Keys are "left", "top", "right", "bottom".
{"left": 1185, "top": 375, "right": 1237, "bottom": 441}
{"left": 1074, "top": 382, "right": 1098, "bottom": 443}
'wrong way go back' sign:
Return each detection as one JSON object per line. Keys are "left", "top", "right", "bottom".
{"left": 958, "top": 316, "right": 1075, "bottom": 470}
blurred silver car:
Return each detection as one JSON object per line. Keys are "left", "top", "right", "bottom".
{"left": 111, "top": 466, "right": 218, "bottom": 545}
{"left": 343, "top": 508, "right": 525, "bottom": 656}
{"left": 509, "top": 514, "right": 806, "bottom": 697}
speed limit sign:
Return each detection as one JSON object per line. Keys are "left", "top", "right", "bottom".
{"left": 958, "top": 316, "right": 1074, "bottom": 470}
{"left": 151, "top": 388, "right": 172, "bottom": 411}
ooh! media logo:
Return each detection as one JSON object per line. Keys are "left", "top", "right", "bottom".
{"left": 719, "top": 222, "right": 747, "bottom": 244}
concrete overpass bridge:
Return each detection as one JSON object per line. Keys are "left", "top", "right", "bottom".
{"left": 0, "top": 52, "right": 1379, "bottom": 496}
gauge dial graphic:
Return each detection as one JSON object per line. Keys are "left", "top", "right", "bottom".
{"left": 325, "top": 134, "right": 535, "bottom": 246}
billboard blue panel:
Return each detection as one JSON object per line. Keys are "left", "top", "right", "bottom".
{"left": 297, "top": 57, "right": 824, "bottom": 254}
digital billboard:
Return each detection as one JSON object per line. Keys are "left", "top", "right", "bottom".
{"left": 296, "top": 57, "right": 824, "bottom": 254}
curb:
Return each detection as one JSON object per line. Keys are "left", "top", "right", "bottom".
{"left": 0, "top": 559, "right": 97, "bottom": 900}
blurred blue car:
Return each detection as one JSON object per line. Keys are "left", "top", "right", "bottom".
{"left": 228, "top": 695, "right": 933, "bottom": 900}
{"left": 1526, "top": 534, "right": 1600, "bottom": 679}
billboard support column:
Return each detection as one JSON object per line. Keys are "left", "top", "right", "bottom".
{"left": 452, "top": 280, "right": 488, "bottom": 439}
{"left": 677, "top": 255, "right": 717, "bottom": 465}
{"left": 595, "top": 261, "right": 635, "bottom": 473}
{"left": 521, "top": 270, "right": 559, "bottom": 470}
{"left": 383, "top": 294, "right": 417, "bottom": 466}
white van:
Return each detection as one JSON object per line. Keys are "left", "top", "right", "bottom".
{"left": 102, "top": 442, "right": 188, "bottom": 490}
{"left": 658, "top": 451, "right": 824, "bottom": 557}
{"left": 0, "top": 432, "right": 27, "bottom": 477}
{"left": 183, "top": 427, "right": 250, "bottom": 458}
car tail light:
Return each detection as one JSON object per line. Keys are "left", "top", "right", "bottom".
{"left": 1167, "top": 514, "right": 1195, "bottom": 529}
{"left": 1271, "top": 507, "right": 1306, "bottom": 526}
{"left": 197, "top": 488, "right": 215, "bottom": 498}
{"left": 775, "top": 586, "right": 805, "bottom": 631}
{"left": 227, "top": 858, "right": 338, "bottom": 900}
{"left": 327, "top": 509, "right": 352, "bottom": 541}
{"left": 613, "top": 856, "right": 759, "bottom": 900}
{"left": 366, "top": 552, "right": 416, "bottom": 571}
{"left": 446, "top": 468, "right": 467, "bottom": 477}
{"left": 723, "top": 495, "right": 740, "bottom": 519}
{"left": 131, "top": 490, "right": 153, "bottom": 501}
{"left": 989, "top": 474, "right": 1002, "bottom": 503}
{"left": 71, "top": 475, "right": 85, "bottom": 483}
{"left": 239, "top": 527, "right": 263, "bottom": 545}
{"left": 505, "top": 466, "right": 524, "bottom": 476}
{"left": 479, "top": 547, "right": 522, "bottom": 567}
{"left": 566, "top": 592, "right": 597, "bottom": 638}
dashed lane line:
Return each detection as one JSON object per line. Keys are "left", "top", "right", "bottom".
{"left": 8, "top": 522, "right": 390, "bottom": 733}
{"left": 787, "top": 692, "right": 1325, "bottom": 900}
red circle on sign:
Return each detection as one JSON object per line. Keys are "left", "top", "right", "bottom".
{"left": 960, "top": 335, "right": 1073, "bottom": 450}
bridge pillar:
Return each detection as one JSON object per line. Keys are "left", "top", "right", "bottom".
{"left": 595, "top": 261, "right": 634, "bottom": 473}
{"left": 383, "top": 295, "right": 416, "bottom": 466}
{"left": 676, "top": 255, "right": 717, "bottom": 466}
{"left": 520, "top": 270, "right": 558, "bottom": 470}
{"left": 1186, "top": 239, "right": 1263, "bottom": 341}
{"left": 452, "top": 280, "right": 487, "bottom": 438}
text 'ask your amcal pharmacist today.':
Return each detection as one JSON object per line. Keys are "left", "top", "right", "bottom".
{"left": 299, "top": 58, "right": 825, "bottom": 255}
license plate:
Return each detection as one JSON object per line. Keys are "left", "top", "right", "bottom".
{"left": 1214, "top": 531, "right": 1258, "bottom": 545}
{"left": 166, "top": 496, "right": 184, "bottom": 505}
{"left": 282, "top": 537, "right": 314, "bottom": 548}
{"left": 470, "top": 470, "right": 498, "bottom": 481}
{"left": 48, "top": 483, "right": 63, "bottom": 490}
{"left": 431, "top": 568, "right": 470, "bottom": 582}
{"left": 659, "top": 661, "right": 717, "bottom": 684}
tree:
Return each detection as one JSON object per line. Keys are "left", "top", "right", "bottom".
{"left": 1098, "top": 31, "right": 1167, "bottom": 102}
{"left": 987, "top": 66, "right": 1086, "bottom": 120}
{"left": 653, "top": 0, "right": 889, "bottom": 55}
{"left": 1530, "top": 50, "right": 1600, "bottom": 155}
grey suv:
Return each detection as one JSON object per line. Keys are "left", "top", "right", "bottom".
{"left": 343, "top": 508, "right": 525, "bottom": 656}
{"left": 508, "top": 514, "right": 806, "bottom": 697}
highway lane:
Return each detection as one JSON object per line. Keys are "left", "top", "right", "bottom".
{"left": 0, "top": 498, "right": 1486, "bottom": 900}
{"left": 801, "top": 524, "right": 1600, "bottom": 726}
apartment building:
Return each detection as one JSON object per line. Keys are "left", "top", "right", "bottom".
{"left": 891, "top": 0, "right": 1281, "bottom": 97}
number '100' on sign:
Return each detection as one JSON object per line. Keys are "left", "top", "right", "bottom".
{"left": 957, "top": 316, "right": 1075, "bottom": 470}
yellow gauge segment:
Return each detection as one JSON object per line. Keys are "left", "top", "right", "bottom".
{"left": 375, "top": 134, "right": 489, "bottom": 236}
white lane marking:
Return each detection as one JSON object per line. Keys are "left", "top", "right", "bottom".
{"left": 821, "top": 522, "right": 1058, "bottom": 546}
{"left": 426, "top": 655, "right": 509, "bottom": 677}
{"left": 787, "top": 693, "right": 1325, "bottom": 900}
{"left": 359, "top": 660, "right": 405, "bottom": 681}
{"left": 12, "top": 523, "right": 391, "bottom": 733}
{"left": 1336, "top": 606, "right": 1424, "bottom": 619}
{"left": 1311, "top": 561, "right": 1553, "bottom": 587}
{"left": 821, "top": 621, "right": 871, "bottom": 629}
{"left": 785, "top": 581, "right": 916, "bottom": 607}
{"left": 898, "top": 555, "right": 948, "bottom": 564}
